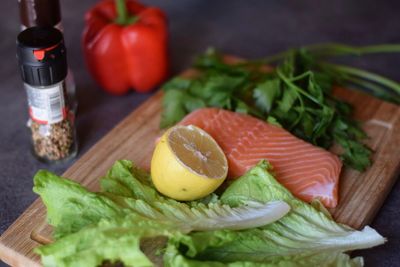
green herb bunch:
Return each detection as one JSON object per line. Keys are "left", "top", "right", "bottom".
{"left": 160, "top": 44, "right": 400, "bottom": 171}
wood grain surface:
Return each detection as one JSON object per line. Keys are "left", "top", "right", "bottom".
{"left": 1, "top": 67, "right": 400, "bottom": 267}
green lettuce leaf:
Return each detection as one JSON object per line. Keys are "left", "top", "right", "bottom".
{"left": 35, "top": 215, "right": 177, "bottom": 267}
{"left": 163, "top": 241, "right": 364, "bottom": 267}
{"left": 33, "top": 170, "right": 127, "bottom": 239}
{"left": 170, "top": 161, "right": 385, "bottom": 265}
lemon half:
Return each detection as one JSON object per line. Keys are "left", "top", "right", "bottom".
{"left": 151, "top": 125, "right": 228, "bottom": 201}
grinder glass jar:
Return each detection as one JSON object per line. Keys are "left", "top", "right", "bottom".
{"left": 17, "top": 27, "right": 77, "bottom": 162}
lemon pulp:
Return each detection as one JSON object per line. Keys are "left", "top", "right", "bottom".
{"left": 151, "top": 125, "right": 228, "bottom": 201}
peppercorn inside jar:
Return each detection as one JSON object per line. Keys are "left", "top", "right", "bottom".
{"left": 29, "top": 118, "right": 76, "bottom": 161}
{"left": 17, "top": 27, "right": 78, "bottom": 163}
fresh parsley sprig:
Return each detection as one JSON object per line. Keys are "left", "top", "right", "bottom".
{"left": 160, "top": 44, "right": 400, "bottom": 171}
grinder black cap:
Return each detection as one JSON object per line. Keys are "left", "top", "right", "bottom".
{"left": 17, "top": 27, "right": 67, "bottom": 86}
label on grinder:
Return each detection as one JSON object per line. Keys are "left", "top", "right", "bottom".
{"left": 25, "top": 82, "right": 66, "bottom": 124}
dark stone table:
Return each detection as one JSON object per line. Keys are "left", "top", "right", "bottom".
{"left": 1, "top": 0, "right": 399, "bottom": 266}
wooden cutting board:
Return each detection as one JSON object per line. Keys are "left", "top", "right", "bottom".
{"left": 1, "top": 65, "right": 400, "bottom": 267}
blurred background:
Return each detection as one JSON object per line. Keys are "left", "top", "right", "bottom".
{"left": 1, "top": 0, "right": 400, "bottom": 266}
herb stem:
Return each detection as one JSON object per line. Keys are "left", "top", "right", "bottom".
{"left": 303, "top": 43, "right": 400, "bottom": 57}
{"left": 276, "top": 68, "right": 324, "bottom": 107}
{"left": 319, "top": 62, "right": 400, "bottom": 95}
{"left": 339, "top": 76, "right": 400, "bottom": 103}
{"left": 290, "top": 71, "right": 314, "bottom": 82}
{"left": 240, "top": 44, "right": 400, "bottom": 66}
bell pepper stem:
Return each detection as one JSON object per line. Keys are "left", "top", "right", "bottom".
{"left": 115, "top": 0, "right": 137, "bottom": 25}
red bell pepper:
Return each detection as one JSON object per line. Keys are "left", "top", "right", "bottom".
{"left": 82, "top": 0, "right": 168, "bottom": 94}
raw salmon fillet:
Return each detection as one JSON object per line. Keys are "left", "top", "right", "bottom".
{"left": 179, "top": 108, "right": 342, "bottom": 208}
